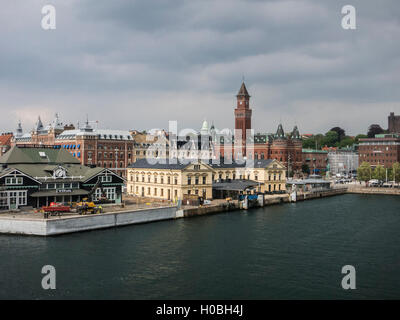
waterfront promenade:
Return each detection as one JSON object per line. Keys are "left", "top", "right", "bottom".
{"left": 0, "top": 183, "right": 398, "bottom": 236}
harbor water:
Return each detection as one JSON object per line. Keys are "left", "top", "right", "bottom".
{"left": 1, "top": 194, "right": 399, "bottom": 299}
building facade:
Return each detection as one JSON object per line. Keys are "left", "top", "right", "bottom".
{"left": 0, "top": 145, "right": 124, "bottom": 210}
{"left": 216, "top": 82, "right": 302, "bottom": 173}
{"left": 234, "top": 82, "right": 252, "bottom": 156}
{"left": 126, "top": 158, "right": 287, "bottom": 201}
{"left": 388, "top": 112, "right": 400, "bottom": 133}
{"left": 302, "top": 149, "right": 328, "bottom": 174}
{"left": 358, "top": 134, "right": 400, "bottom": 168}
{"left": 14, "top": 115, "right": 134, "bottom": 177}
{"left": 327, "top": 148, "right": 359, "bottom": 176}
{"left": 210, "top": 159, "right": 287, "bottom": 193}
{"left": 127, "top": 159, "right": 214, "bottom": 201}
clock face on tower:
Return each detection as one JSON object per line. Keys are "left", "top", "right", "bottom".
{"left": 54, "top": 167, "right": 66, "bottom": 178}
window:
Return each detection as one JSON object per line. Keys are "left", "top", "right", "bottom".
{"left": 94, "top": 187, "right": 116, "bottom": 201}
{"left": 202, "top": 176, "right": 206, "bottom": 184}
{"left": 195, "top": 177, "right": 199, "bottom": 185}
{"left": 100, "top": 176, "right": 112, "bottom": 183}
{"left": 194, "top": 165, "right": 200, "bottom": 170}
{"left": 5, "top": 177, "right": 23, "bottom": 185}
{"left": 188, "top": 176, "right": 191, "bottom": 185}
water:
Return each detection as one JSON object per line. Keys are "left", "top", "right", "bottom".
{"left": 0, "top": 194, "right": 399, "bottom": 299}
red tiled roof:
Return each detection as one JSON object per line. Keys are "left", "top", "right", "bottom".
{"left": 0, "top": 133, "right": 13, "bottom": 146}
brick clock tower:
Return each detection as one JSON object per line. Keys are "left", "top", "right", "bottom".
{"left": 234, "top": 82, "right": 252, "bottom": 156}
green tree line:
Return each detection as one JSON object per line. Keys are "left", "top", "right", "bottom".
{"left": 357, "top": 162, "right": 400, "bottom": 182}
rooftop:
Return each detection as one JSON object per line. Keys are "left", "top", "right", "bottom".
{"left": 0, "top": 145, "right": 81, "bottom": 165}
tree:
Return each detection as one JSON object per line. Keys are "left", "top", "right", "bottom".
{"left": 302, "top": 137, "right": 315, "bottom": 149}
{"left": 357, "top": 162, "right": 371, "bottom": 182}
{"left": 338, "top": 136, "right": 355, "bottom": 148}
{"left": 330, "top": 127, "right": 346, "bottom": 142}
{"left": 367, "top": 124, "right": 384, "bottom": 138}
{"left": 393, "top": 162, "right": 400, "bottom": 183}
{"left": 372, "top": 164, "right": 385, "bottom": 181}
{"left": 302, "top": 164, "right": 310, "bottom": 174}
{"left": 355, "top": 134, "right": 367, "bottom": 142}
{"left": 322, "top": 131, "right": 339, "bottom": 147}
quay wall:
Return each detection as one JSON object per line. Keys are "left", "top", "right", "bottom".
{"left": 295, "top": 188, "right": 348, "bottom": 201}
{"left": 0, "top": 206, "right": 177, "bottom": 236}
{"left": 0, "top": 218, "right": 47, "bottom": 236}
{"left": 346, "top": 186, "right": 400, "bottom": 195}
{"left": 183, "top": 202, "right": 239, "bottom": 218}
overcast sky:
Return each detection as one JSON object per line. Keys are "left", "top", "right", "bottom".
{"left": 0, "top": 0, "right": 399, "bottom": 136}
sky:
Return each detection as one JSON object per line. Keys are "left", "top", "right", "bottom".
{"left": 0, "top": 0, "right": 399, "bottom": 136}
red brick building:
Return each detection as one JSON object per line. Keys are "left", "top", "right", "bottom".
{"left": 301, "top": 149, "right": 328, "bottom": 174}
{"left": 358, "top": 134, "right": 400, "bottom": 168}
{"left": 216, "top": 82, "right": 302, "bottom": 173}
{"left": 234, "top": 82, "right": 252, "bottom": 156}
{"left": 388, "top": 112, "right": 400, "bottom": 133}
{"left": 14, "top": 115, "right": 134, "bottom": 177}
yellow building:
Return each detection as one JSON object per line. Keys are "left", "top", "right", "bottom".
{"left": 210, "top": 159, "right": 286, "bottom": 193}
{"left": 127, "top": 158, "right": 286, "bottom": 201}
{"left": 127, "top": 159, "right": 214, "bottom": 201}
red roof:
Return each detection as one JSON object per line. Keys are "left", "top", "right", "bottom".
{"left": 0, "top": 133, "right": 13, "bottom": 146}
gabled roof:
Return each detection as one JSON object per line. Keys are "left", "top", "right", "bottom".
{"left": 0, "top": 146, "right": 81, "bottom": 165}
{"left": 275, "top": 124, "right": 286, "bottom": 139}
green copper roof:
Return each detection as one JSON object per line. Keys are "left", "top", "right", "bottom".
{"left": 302, "top": 149, "right": 328, "bottom": 154}
{"left": 0, "top": 146, "right": 81, "bottom": 165}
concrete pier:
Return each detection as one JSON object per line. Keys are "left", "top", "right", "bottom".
{"left": 0, "top": 205, "right": 177, "bottom": 236}
{"left": 347, "top": 185, "right": 400, "bottom": 195}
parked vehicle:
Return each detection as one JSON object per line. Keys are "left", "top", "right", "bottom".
{"left": 40, "top": 202, "right": 71, "bottom": 219}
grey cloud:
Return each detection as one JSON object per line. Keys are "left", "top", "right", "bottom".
{"left": 0, "top": 0, "right": 399, "bottom": 136}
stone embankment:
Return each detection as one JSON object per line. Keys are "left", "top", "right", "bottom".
{"left": 346, "top": 185, "right": 400, "bottom": 195}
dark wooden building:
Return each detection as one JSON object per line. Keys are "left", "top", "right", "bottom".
{"left": 0, "top": 145, "right": 124, "bottom": 210}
